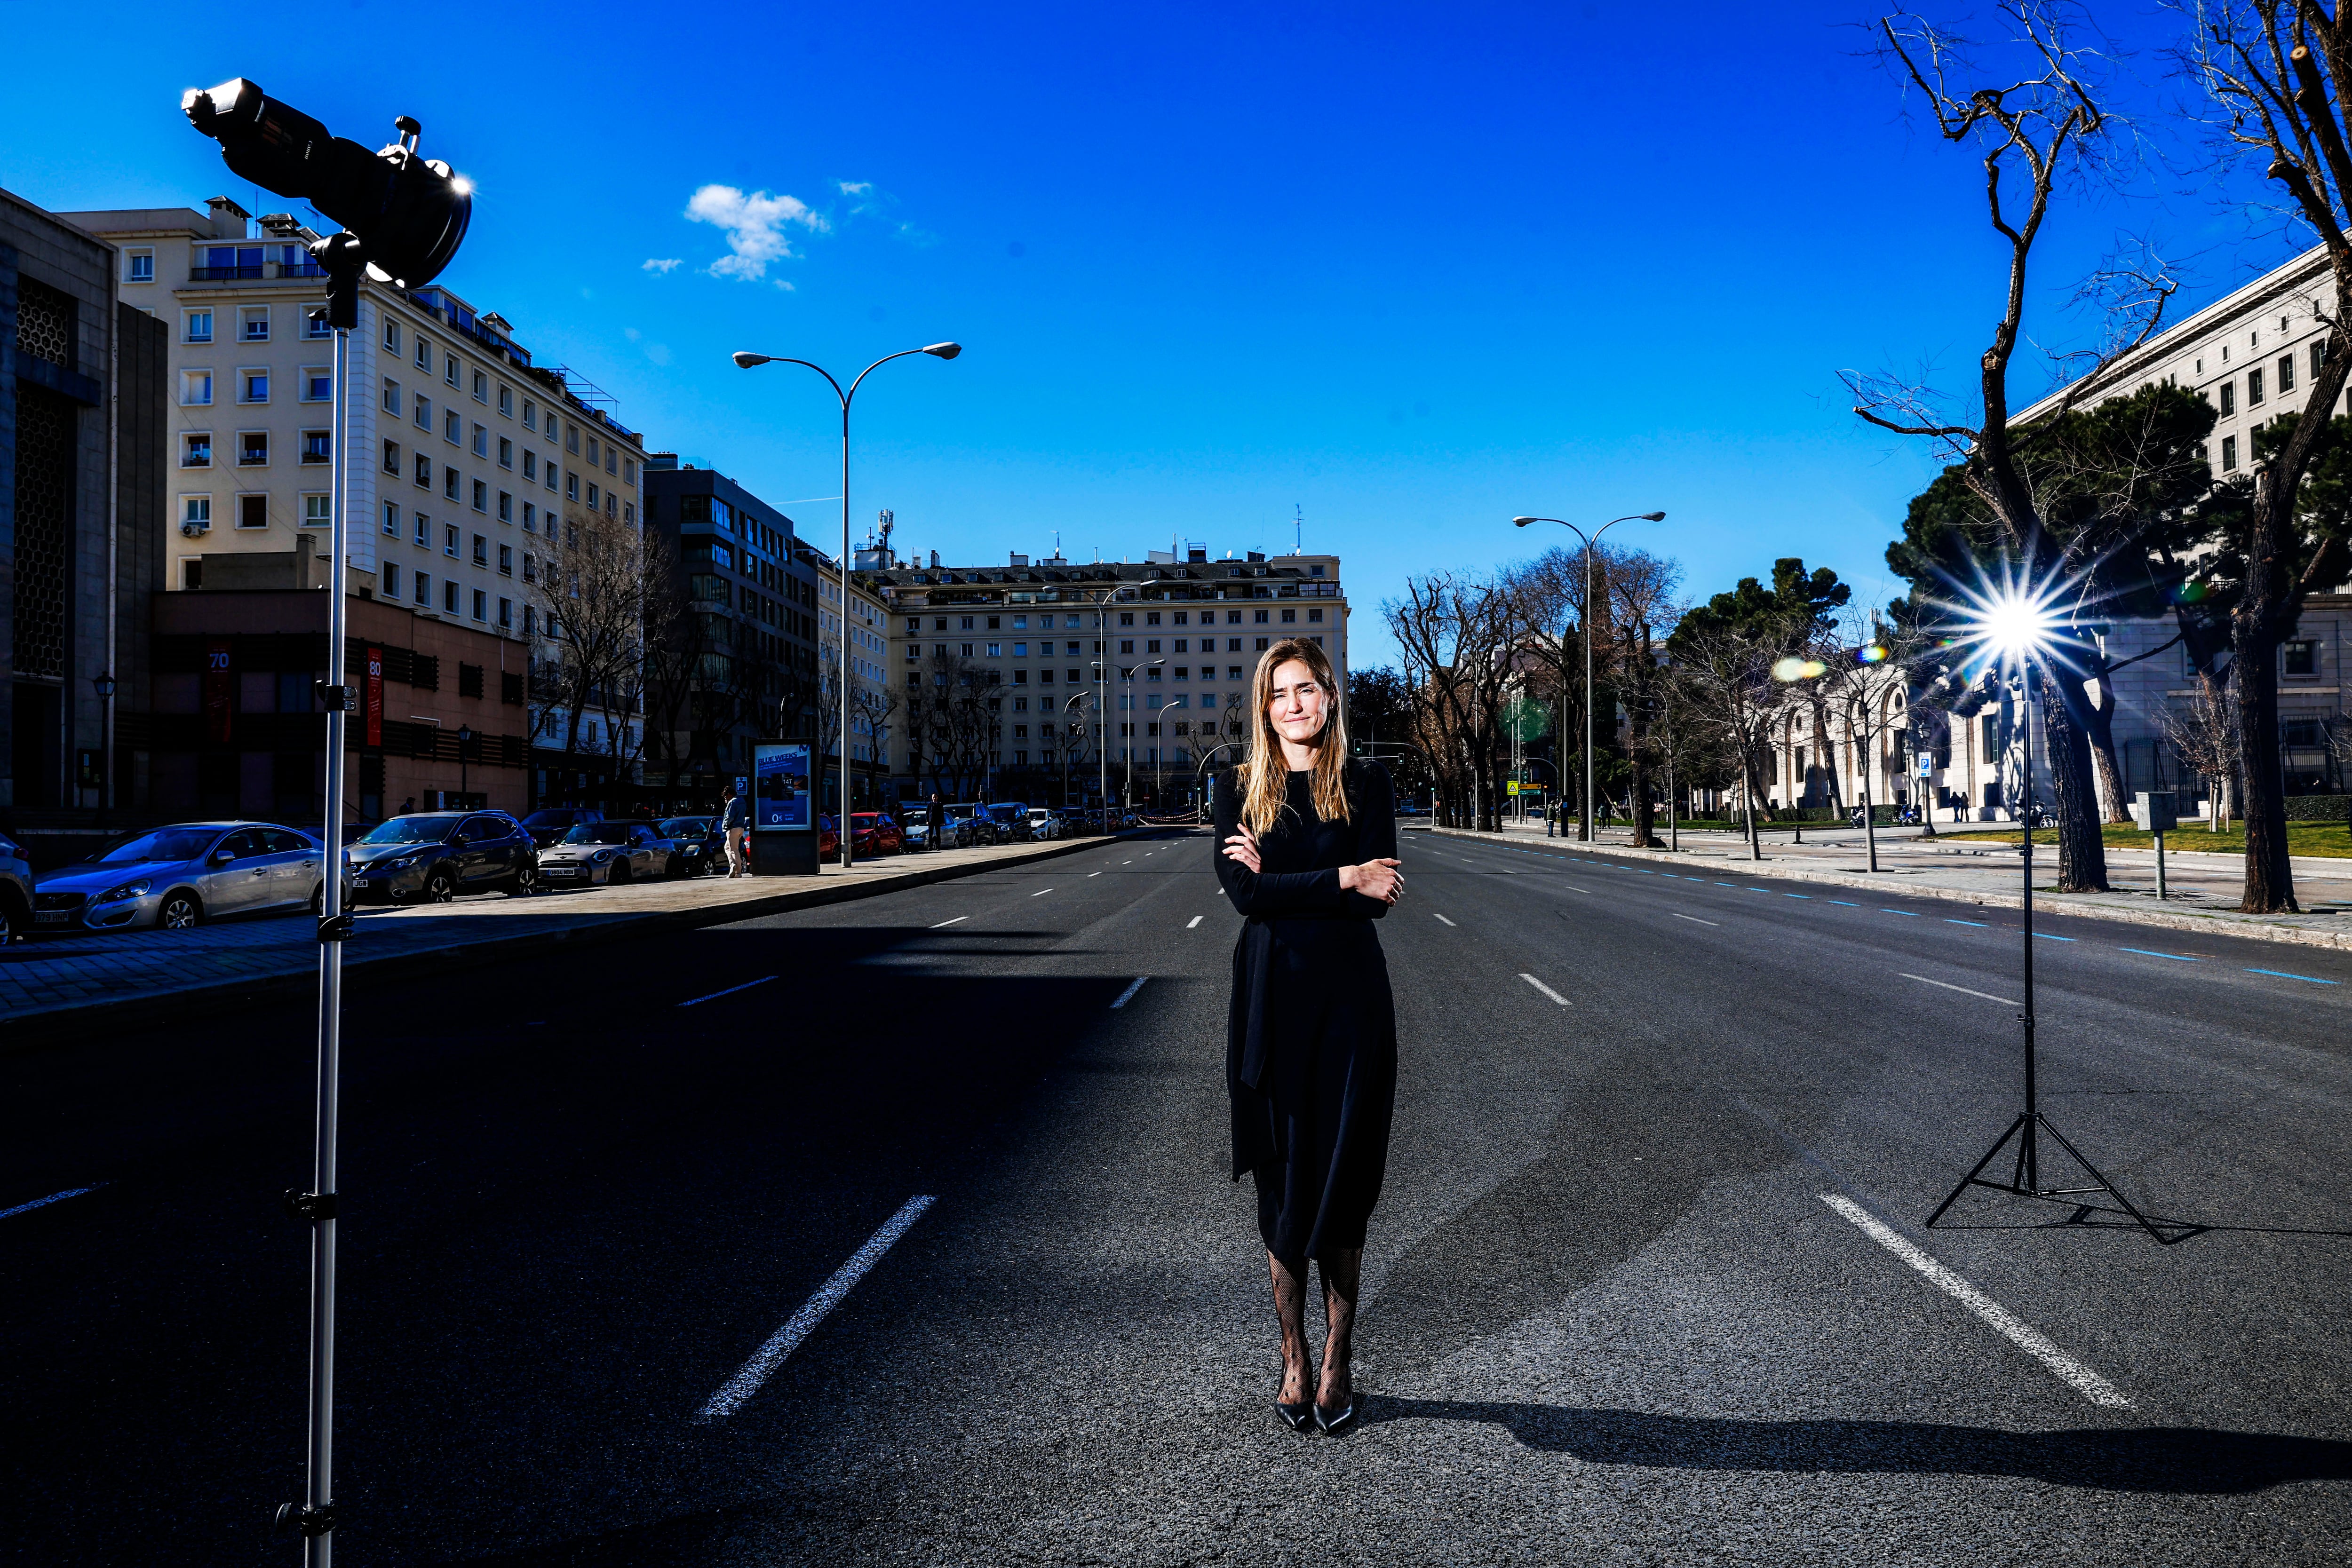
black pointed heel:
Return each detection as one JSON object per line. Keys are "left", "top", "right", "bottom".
{"left": 1314, "top": 1394, "right": 1358, "bottom": 1434}
{"left": 1275, "top": 1398, "right": 1314, "bottom": 1433}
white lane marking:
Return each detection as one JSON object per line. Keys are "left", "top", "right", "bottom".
{"left": 695, "top": 1194, "right": 937, "bottom": 1420}
{"left": 1122, "top": 860, "right": 1133, "bottom": 865}
{"left": 1818, "top": 1193, "right": 2130, "bottom": 1409}
{"left": 1030, "top": 888, "right": 1053, "bottom": 897}
{"left": 1670, "top": 912, "right": 1719, "bottom": 927}
{"left": 1111, "top": 976, "right": 1149, "bottom": 1008}
{"left": 1898, "top": 973, "right": 2019, "bottom": 1006}
{"left": 1088, "top": 871, "right": 1102, "bottom": 877}
{"left": 1187, "top": 916, "right": 1204, "bottom": 928}
{"left": 1433, "top": 913, "right": 1457, "bottom": 927}
{"left": 679, "top": 975, "right": 776, "bottom": 1008}
{"left": 1519, "top": 973, "right": 1571, "bottom": 1006}
{"left": 1, "top": 1184, "right": 106, "bottom": 1221}
{"left": 929, "top": 915, "right": 969, "bottom": 928}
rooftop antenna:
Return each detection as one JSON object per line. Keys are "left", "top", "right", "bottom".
{"left": 1294, "top": 503, "right": 1303, "bottom": 555}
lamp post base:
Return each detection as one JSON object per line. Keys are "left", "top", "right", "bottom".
{"left": 1925, "top": 1110, "right": 2176, "bottom": 1243}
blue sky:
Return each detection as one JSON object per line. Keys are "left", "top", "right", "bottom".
{"left": 0, "top": 1, "right": 2309, "bottom": 667}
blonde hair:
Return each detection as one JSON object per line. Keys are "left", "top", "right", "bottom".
{"left": 1240, "top": 638, "right": 1352, "bottom": 835}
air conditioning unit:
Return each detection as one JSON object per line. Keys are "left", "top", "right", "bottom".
{"left": 180, "top": 518, "right": 211, "bottom": 538}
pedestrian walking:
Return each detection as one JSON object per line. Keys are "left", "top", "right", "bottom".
{"left": 926, "top": 792, "right": 946, "bottom": 851}
{"left": 1215, "top": 637, "right": 1402, "bottom": 1438}
{"left": 722, "top": 781, "right": 751, "bottom": 877}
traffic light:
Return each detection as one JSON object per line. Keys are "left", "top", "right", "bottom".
{"left": 182, "top": 78, "right": 470, "bottom": 292}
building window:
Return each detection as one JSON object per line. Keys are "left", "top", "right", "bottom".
{"left": 301, "top": 430, "right": 331, "bottom": 464}
{"left": 415, "top": 511, "right": 429, "bottom": 547}
{"left": 183, "top": 310, "right": 214, "bottom": 343}
{"left": 523, "top": 502, "right": 537, "bottom": 533}
{"left": 241, "top": 306, "right": 270, "bottom": 342}
{"left": 497, "top": 436, "right": 513, "bottom": 468}
{"left": 623, "top": 458, "right": 636, "bottom": 484}
{"left": 240, "top": 369, "right": 270, "bottom": 403}
{"left": 445, "top": 466, "right": 461, "bottom": 499}
{"left": 2314, "top": 341, "right": 2328, "bottom": 379}
{"left": 415, "top": 452, "right": 432, "bottom": 487}
{"left": 472, "top": 369, "right": 488, "bottom": 402}
{"left": 383, "top": 562, "right": 401, "bottom": 597}
{"left": 304, "top": 494, "right": 332, "bottom": 528}
{"left": 414, "top": 335, "right": 430, "bottom": 371}
{"left": 238, "top": 430, "right": 268, "bottom": 466}
{"left": 566, "top": 425, "right": 580, "bottom": 455}
{"left": 498, "top": 596, "right": 512, "bottom": 628}
{"left": 414, "top": 393, "right": 431, "bottom": 429}
{"left": 127, "top": 250, "right": 154, "bottom": 282}
{"left": 384, "top": 319, "right": 401, "bottom": 354}
{"left": 498, "top": 543, "right": 512, "bottom": 575}
{"left": 1308, "top": 607, "right": 1323, "bottom": 622}
{"left": 522, "top": 399, "right": 536, "bottom": 431}
{"left": 2220, "top": 381, "right": 2237, "bottom": 415}
{"left": 445, "top": 352, "right": 460, "bottom": 386}
{"left": 545, "top": 462, "right": 557, "bottom": 492}
{"left": 2222, "top": 434, "right": 2239, "bottom": 471}
{"left": 473, "top": 533, "right": 489, "bottom": 566}
{"left": 445, "top": 409, "right": 461, "bottom": 444}
{"left": 498, "top": 385, "right": 513, "bottom": 417}
{"left": 1254, "top": 609, "right": 1270, "bottom": 623}
{"left": 415, "top": 572, "right": 431, "bottom": 607}
{"left": 182, "top": 495, "right": 211, "bottom": 531}
{"left": 182, "top": 432, "right": 213, "bottom": 467}
{"left": 587, "top": 483, "right": 600, "bottom": 510}
{"left": 445, "top": 524, "right": 461, "bottom": 558}
{"left": 473, "top": 424, "right": 488, "bottom": 458}
{"left": 1255, "top": 636, "right": 1269, "bottom": 651}
{"left": 623, "top": 503, "right": 635, "bottom": 524}
{"left": 236, "top": 493, "right": 268, "bottom": 529}
{"left": 1280, "top": 608, "right": 1295, "bottom": 622}
{"left": 445, "top": 580, "right": 461, "bottom": 614}
{"left": 383, "top": 500, "right": 400, "bottom": 536}
{"left": 2284, "top": 639, "right": 2318, "bottom": 675}
{"left": 181, "top": 370, "right": 214, "bottom": 406}
{"left": 523, "top": 553, "right": 537, "bottom": 582}
{"left": 497, "top": 491, "right": 513, "bottom": 522}
{"left": 2280, "top": 353, "right": 2297, "bottom": 393}
{"left": 522, "top": 451, "right": 536, "bottom": 481}
{"left": 2249, "top": 366, "right": 2266, "bottom": 405}
{"left": 472, "top": 479, "right": 489, "bottom": 513}
{"left": 383, "top": 439, "right": 401, "bottom": 475}
{"left": 567, "top": 471, "right": 580, "bottom": 501}
{"left": 305, "top": 308, "right": 332, "bottom": 340}
{"left": 473, "top": 589, "right": 488, "bottom": 622}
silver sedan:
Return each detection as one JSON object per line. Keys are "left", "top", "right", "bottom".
{"left": 533, "top": 821, "right": 680, "bottom": 888}
{"left": 32, "top": 822, "right": 325, "bottom": 933}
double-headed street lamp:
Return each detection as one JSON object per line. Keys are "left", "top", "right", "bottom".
{"left": 1094, "top": 658, "right": 1163, "bottom": 809}
{"left": 733, "top": 343, "right": 961, "bottom": 868}
{"left": 1512, "top": 512, "right": 1665, "bottom": 840}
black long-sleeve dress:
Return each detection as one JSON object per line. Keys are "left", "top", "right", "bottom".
{"left": 1214, "top": 759, "right": 1398, "bottom": 1272}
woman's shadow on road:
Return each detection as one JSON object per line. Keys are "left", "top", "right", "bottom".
{"left": 1360, "top": 1400, "right": 2351, "bottom": 1493}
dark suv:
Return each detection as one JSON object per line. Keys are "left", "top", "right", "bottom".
{"left": 344, "top": 811, "right": 539, "bottom": 902}
{"left": 520, "top": 807, "right": 604, "bottom": 849}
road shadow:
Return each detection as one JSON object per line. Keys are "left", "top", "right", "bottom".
{"left": 1361, "top": 1399, "right": 2352, "bottom": 1493}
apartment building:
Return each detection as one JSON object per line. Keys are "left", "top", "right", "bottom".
{"left": 61, "top": 195, "right": 649, "bottom": 816}
{"left": 801, "top": 540, "right": 895, "bottom": 811}
{"left": 639, "top": 455, "right": 821, "bottom": 810}
{"left": 865, "top": 542, "right": 1347, "bottom": 807}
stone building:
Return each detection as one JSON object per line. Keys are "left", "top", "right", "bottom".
{"left": 2, "top": 185, "right": 167, "bottom": 839}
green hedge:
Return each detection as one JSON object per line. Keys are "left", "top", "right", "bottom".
{"left": 2284, "top": 794, "right": 2351, "bottom": 823}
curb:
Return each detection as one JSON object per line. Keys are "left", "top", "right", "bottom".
{"left": 1430, "top": 827, "right": 2352, "bottom": 953}
{"left": 0, "top": 831, "right": 1156, "bottom": 1053}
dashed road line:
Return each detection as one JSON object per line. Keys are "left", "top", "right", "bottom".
{"left": 1671, "top": 913, "right": 1720, "bottom": 927}
{"left": 1519, "top": 973, "right": 1572, "bottom": 1006}
{"left": 679, "top": 975, "right": 776, "bottom": 1008}
{"left": 1945, "top": 919, "right": 1988, "bottom": 928}
{"left": 1, "top": 1184, "right": 106, "bottom": 1222}
{"left": 2247, "top": 967, "right": 2339, "bottom": 984}
{"left": 1110, "top": 976, "right": 1148, "bottom": 1008}
{"left": 1819, "top": 1193, "right": 2129, "bottom": 1409}
{"left": 1432, "top": 912, "right": 1458, "bottom": 926}
{"left": 1186, "top": 915, "right": 1204, "bottom": 928}
{"left": 1030, "top": 888, "right": 1054, "bottom": 897}
{"left": 928, "top": 915, "right": 969, "bottom": 929}
{"left": 1898, "top": 972, "right": 2018, "bottom": 1005}
{"left": 695, "top": 1195, "right": 937, "bottom": 1420}
{"left": 2120, "top": 948, "right": 2198, "bottom": 962}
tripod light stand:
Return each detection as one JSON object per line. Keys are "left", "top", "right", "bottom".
{"left": 1923, "top": 597, "right": 2169, "bottom": 1243}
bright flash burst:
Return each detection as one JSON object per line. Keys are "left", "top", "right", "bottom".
{"left": 1924, "top": 557, "right": 2098, "bottom": 682}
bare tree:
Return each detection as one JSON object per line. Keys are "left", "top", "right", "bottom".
{"left": 2161, "top": 669, "right": 2241, "bottom": 833}
{"left": 1663, "top": 610, "right": 1790, "bottom": 860}
{"left": 529, "top": 510, "right": 662, "bottom": 804}
{"left": 1850, "top": 4, "right": 2181, "bottom": 894}
{"left": 1386, "top": 571, "right": 1519, "bottom": 830}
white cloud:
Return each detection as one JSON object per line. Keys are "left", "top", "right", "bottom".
{"left": 838, "top": 180, "right": 874, "bottom": 198}
{"left": 685, "top": 184, "right": 828, "bottom": 281}
{"left": 642, "top": 257, "right": 683, "bottom": 274}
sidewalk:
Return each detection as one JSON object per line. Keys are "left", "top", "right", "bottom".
{"left": 1438, "top": 818, "right": 2352, "bottom": 950}
{"left": 0, "top": 832, "right": 1136, "bottom": 1048}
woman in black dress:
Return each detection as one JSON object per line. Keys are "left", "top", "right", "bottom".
{"left": 1215, "top": 637, "right": 1402, "bottom": 1434}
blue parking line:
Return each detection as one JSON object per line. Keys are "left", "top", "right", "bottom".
{"left": 2246, "top": 968, "right": 2338, "bottom": 984}
{"left": 1945, "top": 919, "right": 1988, "bottom": 927}
{"left": 1827, "top": 900, "right": 1859, "bottom": 906}
{"left": 1881, "top": 909, "right": 1921, "bottom": 917}
{"left": 1786, "top": 894, "right": 1811, "bottom": 899}
{"left": 2033, "top": 932, "right": 2076, "bottom": 942}
{"left": 2119, "top": 947, "right": 2198, "bottom": 962}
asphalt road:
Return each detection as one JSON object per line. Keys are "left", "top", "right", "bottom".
{"left": 6, "top": 827, "right": 2350, "bottom": 1565}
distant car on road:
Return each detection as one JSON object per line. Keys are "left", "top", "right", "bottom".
{"left": 535, "top": 820, "right": 679, "bottom": 887}
{"left": 986, "top": 802, "right": 1035, "bottom": 841}
{"left": 33, "top": 821, "right": 325, "bottom": 932}
{"left": 1025, "top": 807, "right": 1062, "bottom": 840}
{"left": 945, "top": 803, "right": 999, "bottom": 846}
{"left": 658, "top": 816, "right": 726, "bottom": 875}
{"left": 0, "top": 828, "right": 32, "bottom": 942}
{"left": 520, "top": 807, "right": 604, "bottom": 849}
{"left": 344, "top": 812, "right": 538, "bottom": 903}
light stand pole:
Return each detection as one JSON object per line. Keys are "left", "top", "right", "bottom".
{"left": 1513, "top": 512, "right": 1664, "bottom": 842}
{"left": 1925, "top": 651, "right": 2168, "bottom": 1243}
{"left": 733, "top": 343, "right": 961, "bottom": 867}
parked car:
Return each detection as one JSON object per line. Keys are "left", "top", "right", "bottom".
{"left": 0, "top": 829, "right": 33, "bottom": 943}
{"left": 32, "top": 821, "right": 326, "bottom": 932}
{"left": 984, "top": 801, "right": 1036, "bottom": 842}
{"left": 535, "top": 820, "right": 679, "bottom": 887}
{"left": 658, "top": 816, "right": 726, "bottom": 875}
{"left": 1025, "top": 807, "right": 1062, "bottom": 840}
{"left": 520, "top": 807, "right": 604, "bottom": 849}
{"left": 344, "top": 811, "right": 538, "bottom": 903}
{"left": 819, "top": 814, "right": 906, "bottom": 861}
{"left": 945, "top": 803, "right": 998, "bottom": 846}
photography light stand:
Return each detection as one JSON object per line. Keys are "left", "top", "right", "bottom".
{"left": 1924, "top": 655, "right": 2169, "bottom": 1243}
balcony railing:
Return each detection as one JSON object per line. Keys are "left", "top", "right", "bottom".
{"left": 189, "top": 261, "right": 330, "bottom": 283}
{"left": 190, "top": 265, "right": 263, "bottom": 281}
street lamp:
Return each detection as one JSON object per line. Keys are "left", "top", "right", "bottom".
{"left": 1923, "top": 583, "right": 2167, "bottom": 1243}
{"left": 1094, "top": 658, "right": 1163, "bottom": 810}
{"left": 185, "top": 76, "right": 473, "bottom": 1560}
{"left": 733, "top": 342, "right": 960, "bottom": 868}
{"left": 1513, "top": 512, "right": 1664, "bottom": 841}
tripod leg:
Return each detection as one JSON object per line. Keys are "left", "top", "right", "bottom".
{"left": 1926, "top": 1114, "right": 2028, "bottom": 1229}
{"left": 2033, "top": 1116, "right": 2171, "bottom": 1243}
